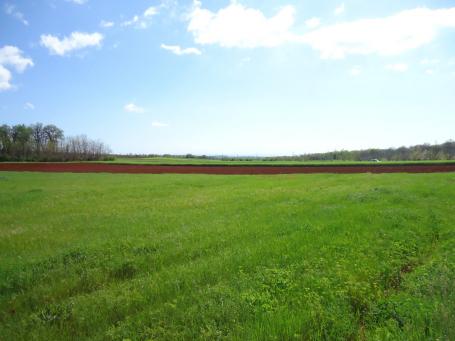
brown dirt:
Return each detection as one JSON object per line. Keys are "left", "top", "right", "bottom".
{"left": 1, "top": 162, "right": 455, "bottom": 174}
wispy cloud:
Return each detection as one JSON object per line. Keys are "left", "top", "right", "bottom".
{"left": 124, "top": 103, "right": 145, "bottom": 113}
{"left": 385, "top": 63, "right": 409, "bottom": 72}
{"left": 4, "top": 3, "right": 28, "bottom": 26}
{"left": 66, "top": 0, "right": 88, "bottom": 5}
{"left": 40, "top": 32, "right": 103, "bottom": 56}
{"left": 299, "top": 7, "right": 455, "bottom": 59}
{"left": 122, "top": 15, "right": 141, "bottom": 28}
{"left": 0, "top": 45, "right": 33, "bottom": 91}
{"left": 122, "top": 6, "right": 159, "bottom": 29}
{"left": 305, "top": 17, "right": 320, "bottom": 29}
{"left": 24, "top": 102, "right": 35, "bottom": 110}
{"left": 420, "top": 58, "right": 440, "bottom": 65}
{"left": 144, "top": 6, "right": 158, "bottom": 17}
{"left": 100, "top": 20, "right": 114, "bottom": 28}
{"left": 161, "top": 44, "right": 201, "bottom": 55}
{"left": 334, "top": 3, "right": 345, "bottom": 16}
{"left": 240, "top": 57, "right": 252, "bottom": 66}
{"left": 349, "top": 66, "right": 361, "bottom": 76}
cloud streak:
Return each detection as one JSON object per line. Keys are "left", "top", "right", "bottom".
{"left": 4, "top": 3, "right": 28, "bottom": 26}
{"left": 161, "top": 44, "right": 201, "bottom": 55}
{"left": 122, "top": 6, "right": 159, "bottom": 29}
{"left": 100, "top": 20, "right": 114, "bottom": 28}
{"left": 24, "top": 102, "right": 35, "bottom": 110}
{"left": 67, "top": 0, "right": 88, "bottom": 5}
{"left": 124, "top": 103, "right": 145, "bottom": 113}
{"left": 40, "top": 32, "right": 103, "bottom": 56}
{"left": 334, "top": 3, "right": 345, "bottom": 16}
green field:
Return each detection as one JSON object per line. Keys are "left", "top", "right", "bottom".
{"left": 107, "top": 157, "right": 455, "bottom": 166}
{"left": 1, "top": 172, "right": 454, "bottom": 340}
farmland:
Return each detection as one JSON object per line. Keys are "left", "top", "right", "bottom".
{"left": 2, "top": 161, "right": 455, "bottom": 175}
{"left": 1, "top": 171, "right": 454, "bottom": 340}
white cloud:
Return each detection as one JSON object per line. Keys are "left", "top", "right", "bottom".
{"left": 0, "top": 65, "right": 12, "bottom": 91}
{"left": 24, "top": 102, "right": 35, "bottom": 110}
{"left": 349, "top": 66, "right": 361, "bottom": 76}
{"left": 426, "top": 69, "right": 435, "bottom": 75}
{"left": 305, "top": 17, "right": 320, "bottom": 29}
{"left": 4, "top": 3, "right": 28, "bottom": 26}
{"left": 152, "top": 121, "right": 168, "bottom": 127}
{"left": 144, "top": 6, "right": 158, "bottom": 17}
{"left": 40, "top": 32, "right": 103, "bottom": 56}
{"left": 0, "top": 45, "right": 34, "bottom": 72}
{"left": 122, "top": 6, "right": 159, "bottom": 28}
{"left": 0, "top": 45, "right": 33, "bottom": 91}
{"left": 334, "top": 3, "right": 345, "bottom": 16}
{"left": 385, "top": 63, "right": 409, "bottom": 72}
{"left": 122, "top": 15, "right": 140, "bottom": 27}
{"left": 420, "top": 58, "right": 440, "bottom": 65}
{"left": 161, "top": 44, "right": 201, "bottom": 55}
{"left": 187, "top": 1, "right": 296, "bottom": 48}
{"left": 124, "top": 103, "right": 145, "bottom": 113}
{"left": 186, "top": 3, "right": 455, "bottom": 58}
{"left": 67, "top": 0, "right": 88, "bottom": 4}
{"left": 100, "top": 20, "right": 114, "bottom": 28}
{"left": 299, "top": 7, "right": 455, "bottom": 59}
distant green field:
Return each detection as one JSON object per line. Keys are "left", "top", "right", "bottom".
{"left": 1, "top": 172, "right": 454, "bottom": 340}
{"left": 107, "top": 157, "right": 455, "bottom": 166}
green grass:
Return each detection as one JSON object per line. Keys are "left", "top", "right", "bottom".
{"left": 105, "top": 157, "right": 455, "bottom": 166}
{"left": 0, "top": 171, "right": 454, "bottom": 340}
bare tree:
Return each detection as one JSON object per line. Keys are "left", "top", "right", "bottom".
{"left": 0, "top": 123, "right": 111, "bottom": 161}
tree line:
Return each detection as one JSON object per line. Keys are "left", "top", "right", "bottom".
{"left": 270, "top": 141, "right": 455, "bottom": 162}
{"left": 0, "top": 123, "right": 112, "bottom": 161}
{"left": 115, "top": 140, "right": 455, "bottom": 162}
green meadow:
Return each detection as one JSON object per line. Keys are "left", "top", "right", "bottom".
{"left": 0, "top": 172, "right": 454, "bottom": 340}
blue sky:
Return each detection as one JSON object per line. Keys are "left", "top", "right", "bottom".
{"left": 1, "top": 0, "right": 455, "bottom": 155}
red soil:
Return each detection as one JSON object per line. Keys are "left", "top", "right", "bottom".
{"left": 1, "top": 162, "right": 455, "bottom": 174}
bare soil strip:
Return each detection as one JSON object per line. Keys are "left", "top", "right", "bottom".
{"left": 1, "top": 162, "right": 455, "bottom": 174}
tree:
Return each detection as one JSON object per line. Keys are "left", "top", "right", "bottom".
{"left": 11, "top": 124, "right": 32, "bottom": 159}
{"left": 0, "top": 125, "right": 12, "bottom": 158}
{"left": 31, "top": 123, "right": 45, "bottom": 155}
{"left": 0, "top": 122, "right": 110, "bottom": 161}
{"left": 42, "top": 124, "right": 64, "bottom": 155}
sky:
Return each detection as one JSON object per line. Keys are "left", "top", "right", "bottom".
{"left": 1, "top": 0, "right": 455, "bottom": 155}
